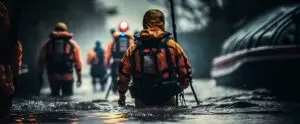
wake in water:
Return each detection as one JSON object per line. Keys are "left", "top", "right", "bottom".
{"left": 8, "top": 79, "right": 300, "bottom": 123}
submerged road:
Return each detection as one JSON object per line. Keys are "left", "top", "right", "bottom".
{"left": 8, "top": 77, "right": 300, "bottom": 124}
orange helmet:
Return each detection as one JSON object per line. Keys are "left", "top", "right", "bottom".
{"left": 118, "top": 21, "right": 129, "bottom": 32}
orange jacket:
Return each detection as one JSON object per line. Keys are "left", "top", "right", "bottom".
{"left": 38, "top": 31, "right": 82, "bottom": 81}
{"left": 105, "top": 31, "right": 134, "bottom": 68}
{"left": 117, "top": 9, "right": 192, "bottom": 95}
{"left": 0, "top": 1, "right": 23, "bottom": 96}
{"left": 87, "top": 48, "right": 104, "bottom": 65}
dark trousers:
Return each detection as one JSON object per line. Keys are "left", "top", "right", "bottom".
{"left": 0, "top": 95, "right": 12, "bottom": 123}
{"left": 92, "top": 75, "right": 107, "bottom": 92}
{"left": 49, "top": 79, "right": 74, "bottom": 97}
{"left": 111, "top": 62, "right": 120, "bottom": 93}
{"left": 90, "top": 66, "right": 107, "bottom": 92}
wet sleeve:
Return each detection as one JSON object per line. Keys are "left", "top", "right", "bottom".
{"left": 37, "top": 43, "right": 47, "bottom": 75}
{"left": 174, "top": 42, "right": 192, "bottom": 89}
{"left": 15, "top": 41, "right": 22, "bottom": 76}
{"left": 117, "top": 46, "right": 134, "bottom": 95}
{"left": 73, "top": 41, "right": 83, "bottom": 72}
{"left": 105, "top": 41, "right": 113, "bottom": 68}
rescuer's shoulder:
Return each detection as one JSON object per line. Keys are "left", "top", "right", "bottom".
{"left": 166, "top": 39, "right": 184, "bottom": 54}
{"left": 69, "top": 40, "right": 81, "bottom": 50}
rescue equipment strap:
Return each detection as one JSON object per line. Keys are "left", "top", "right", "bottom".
{"left": 132, "top": 32, "right": 173, "bottom": 77}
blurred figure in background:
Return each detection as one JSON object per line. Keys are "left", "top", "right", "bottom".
{"left": 38, "top": 22, "right": 83, "bottom": 97}
{"left": 110, "top": 28, "right": 116, "bottom": 37}
{"left": 105, "top": 21, "right": 134, "bottom": 94}
{"left": 0, "top": 1, "right": 23, "bottom": 122}
{"left": 87, "top": 40, "right": 107, "bottom": 92}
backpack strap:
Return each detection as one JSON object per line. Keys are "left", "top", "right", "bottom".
{"left": 138, "top": 43, "right": 145, "bottom": 73}
{"left": 159, "top": 33, "right": 175, "bottom": 78}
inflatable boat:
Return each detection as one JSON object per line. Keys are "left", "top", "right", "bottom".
{"left": 211, "top": 4, "right": 300, "bottom": 92}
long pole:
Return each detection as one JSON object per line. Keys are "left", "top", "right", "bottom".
{"left": 169, "top": 0, "right": 179, "bottom": 107}
{"left": 103, "top": 72, "right": 112, "bottom": 100}
{"left": 169, "top": 0, "right": 200, "bottom": 106}
{"left": 190, "top": 80, "right": 200, "bottom": 105}
{"left": 169, "top": 0, "right": 177, "bottom": 42}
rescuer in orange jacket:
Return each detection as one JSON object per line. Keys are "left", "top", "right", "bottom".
{"left": 38, "top": 22, "right": 83, "bottom": 97}
{"left": 87, "top": 41, "right": 107, "bottom": 92}
{"left": 0, "top": 1, "right": 23, "bottom": 122}
{"left": 117, "top": 9, "right": 192, "bottom": 108}
{"left": 105, "top": 21, "right": 134, "bottom": 93}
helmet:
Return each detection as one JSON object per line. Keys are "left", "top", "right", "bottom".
{"left": 110, "top": 28, "right": 116, "bottom": 35}
{"left": 134, "top": 30, "right": 139, "bottom": 35}
{"left": 118, "top": 21, "right": 129, "bottom": 32}
{"left": 55, "top": 22, "right": 68, "bottom": 31}
{"left": 95, "top": 40, "right": 101, "bottom": 47}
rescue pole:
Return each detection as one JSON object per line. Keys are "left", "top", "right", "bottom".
{"left": 169, "top": 0, "right": 177, "bottom": 42}
{"left": 103, "top": 72, "right": 112, "bottom": 100}
{"left": 168, "top": 0, "right": 200, "bottom": 106}
{"left": 168, "top": 0, "right": 179, "bottom": 107}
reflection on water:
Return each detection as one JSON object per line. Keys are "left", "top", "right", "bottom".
{"left": 9, "top": 79, "right": 300, "bottom": 124}
{"left": 96, "top": 113, "right": 128, "bottom": 124}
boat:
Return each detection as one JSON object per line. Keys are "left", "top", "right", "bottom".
{"left": 211, "top": 4, "right": 300, "bottom": 94}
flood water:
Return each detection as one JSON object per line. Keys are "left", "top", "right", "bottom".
{"left": 9, "top": 78, "right": 300, "bottom": 124}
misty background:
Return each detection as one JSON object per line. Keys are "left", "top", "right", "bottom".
{"left": 4, "top": 0, "right": 298, "bottom": 95}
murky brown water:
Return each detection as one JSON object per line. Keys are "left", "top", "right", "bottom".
{"left": 9, "top": 79, "right": 300, "bottom": 124}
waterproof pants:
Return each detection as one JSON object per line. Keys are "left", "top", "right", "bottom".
{"left": 90, "top": 65, "right": 107, "bottom": 92}
{"left": 49, "top": 79, "right": 74, "bottom": 97}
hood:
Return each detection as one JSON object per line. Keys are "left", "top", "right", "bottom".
{"left": 139, "top": 9, "right": 166, "bottom": 40}
{"left": 49, "top": 31, "right": 73, "bottom": 39}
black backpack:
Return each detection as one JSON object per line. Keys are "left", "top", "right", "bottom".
{"left": 128, "top": 32, "right": 183, "bottom": 105}
{"left": 112, "top": 33, "right": 130, "bottom": 59}
{"left": 46, "top": 37, "right": 74, "bottom": 74}
{"left": 94, "top": 47, "right": 104, "bottom": 65}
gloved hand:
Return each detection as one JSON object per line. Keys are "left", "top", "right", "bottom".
{"left": 76, "top": 80, "right": 82, "bottom": 88}
{"left": 118, "top": 94, "right": 126, "bottom": 106}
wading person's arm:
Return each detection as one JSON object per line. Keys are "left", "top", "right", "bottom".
{"left": 87, "top": 50, "right": 95, "bottom": 65}
{"left": 105, "top": 41, "right": 113, "bottom": 69}
{"left": 72, "top": 41, "right": 83, "bottom": 87}
{"left": 173, "top": 42, "right": 192, "bottom": 89}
